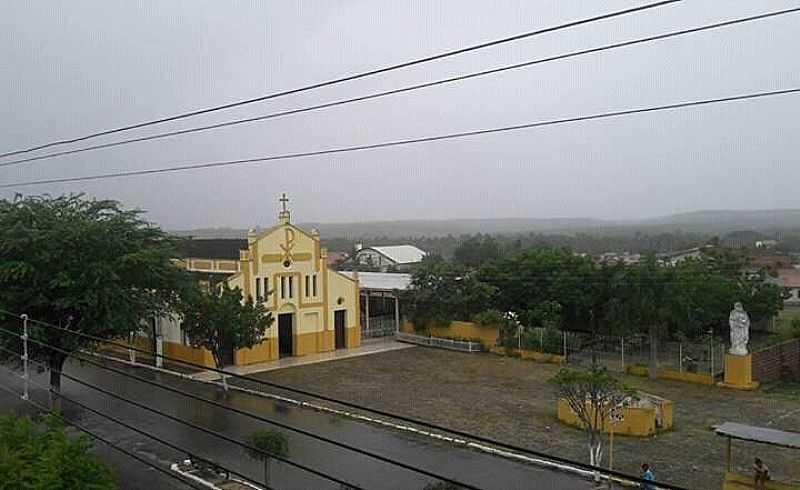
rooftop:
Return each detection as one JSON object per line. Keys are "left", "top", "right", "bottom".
{"left": 340, "top": 271, "right": 412, "bottom": 291}
{"left": 176, "top": 239, "right": 247, "bottom": 260}
{"left": 715, "top": 422, "right": 800, "bottom": 450}
{"left": 777, "top": 267, "right": 800, "bottom": 288}
{"left": 361, "top": 245, "right": 426, "bottom": 265}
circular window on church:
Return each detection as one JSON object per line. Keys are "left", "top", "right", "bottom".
{"left": 283, "top": 260, "right": 291, "bottom": 268}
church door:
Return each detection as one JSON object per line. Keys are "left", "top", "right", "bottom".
{"left": 278, "top": 313, "right": 293, "bottom": 357}
{"left": 334, "top": 310, "right": 347, "bottom": 349}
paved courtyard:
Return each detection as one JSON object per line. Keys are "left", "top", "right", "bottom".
{"left": 234, "top": 346, "right": 800, "bottom": 490}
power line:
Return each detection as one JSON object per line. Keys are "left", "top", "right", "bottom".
{"left": 0, "top": 0, "right": 680, "bottom": 160}
{"left": 2, "top": 6, "right": 797, "bottom": 169}
{"left": 0, "top": 310, "right": 691, "bottom": 490}
{"left": 0, "top": 364, "right": 274, "bottom": 490}
{"left": 0, "top": 326, "right": 488, "bottom": 490}
{"left": 0, "top": 344, "right": 360, "bottom": 490}
{"left": 0, "top": 379, "right": 207, "bottom": 490}
{"left": 2, "top": 86, "right": 797, "bottom": 189}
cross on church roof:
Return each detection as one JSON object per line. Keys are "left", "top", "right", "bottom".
{"left": 279, "top": 193, "right": 289, "bottom": 212}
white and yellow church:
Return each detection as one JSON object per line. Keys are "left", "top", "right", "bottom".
{"left": 156, "top": 196, "right": 361, "bottom": 367}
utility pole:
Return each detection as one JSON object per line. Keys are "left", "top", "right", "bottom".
{"left": 20, "top": 314, "right": 29, "bottom": 401}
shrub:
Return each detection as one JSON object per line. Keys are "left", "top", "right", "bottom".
{"left": 790, "top": 318, "right": 800, "bottom": 339}
{"left": 472, "top": 309, "right": 505, "bottom": 327}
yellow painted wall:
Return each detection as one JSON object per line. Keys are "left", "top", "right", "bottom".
{"left": 162, "top": 341, "right": 216, "bottom": 368}
{"left": 724, "top": 472, "right": 799, "bottom": 490}
{"left": 489, "top": 346, "right": 566, "bottom": 364}
{"left": 626, "top": 365, "right": 715, "bottom": 385}
{"left": 234, "top": 339, "right": 277, "bottom": 365}
{"left": 430, "top": 321, "right": 499, "bottom": 347}
{"left": 404, "top": 320, "right": 499, "bottom": 347}
{"left": 557, "top": 398, "right": 671, "bottom": 437}
{"left": 220, "top": 215, "right": 360, "bottom": 362}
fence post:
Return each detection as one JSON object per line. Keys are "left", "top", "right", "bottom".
{"left": 709, "top": 338, "right": 714, "bottom": 378}
{"left": 679, "top": 343, "right": 683, "bottom": 373}
{"left": 563, "top": 331, "right": 567, "bottom": 361}
{"left": 620, "top": 336, "right": 625, "bottom": 372}
{"left": 20, "top": 314, "right": 29, "bottom": 401}
{"left": 539, "top": 329, "right": 544, "bottom": 352}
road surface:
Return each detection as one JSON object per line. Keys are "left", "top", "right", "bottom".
{"left": 0, "top": 359, "right": 591, "bottom": 490}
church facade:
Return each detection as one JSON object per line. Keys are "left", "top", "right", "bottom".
{"left": 154, "top": 196, "right": 361, "bottom": 367}
{"left": 224, "top": 199, "right": 361, "bottom": 364}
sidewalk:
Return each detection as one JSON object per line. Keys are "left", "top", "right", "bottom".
{"left": 191, "top": 338, "right": 414, "bottom": 381}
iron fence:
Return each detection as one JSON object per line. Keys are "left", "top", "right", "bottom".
{"left": 564, "top": 331, "right": 726, "bottom": 377}
{"left": 361, "top": 314, "right": 397, "bottom": 339}
{"left": 395, "top": 331, "right": 483, "bottom": 352}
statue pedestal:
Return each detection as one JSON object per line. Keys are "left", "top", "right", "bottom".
{"left": 718, "top": 353, "right": 759, "bottom": 391}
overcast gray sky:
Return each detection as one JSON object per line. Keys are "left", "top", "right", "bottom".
{"left": 1, "top": 1, "right": 799, "bottom": 230}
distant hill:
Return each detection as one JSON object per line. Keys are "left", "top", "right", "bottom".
{"left": 170, "top": 209, "right": 800, "bottom": 240}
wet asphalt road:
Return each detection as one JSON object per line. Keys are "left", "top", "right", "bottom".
{"left": 0, "top": 359, "right": 591, "bottom": 490}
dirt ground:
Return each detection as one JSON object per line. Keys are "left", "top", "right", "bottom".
{"left": 236, "top": 346, "right": 800, "bottom": 490}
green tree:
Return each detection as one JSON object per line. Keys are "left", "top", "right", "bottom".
{"left": 0, "top": 195, "right": 192, "bottom": 409}
{"left": 179, "top": 284, "right": 273, "bottom": 390}
{"left": 245, "top": 429, "right": 288, "bottom": 487}
{"left": 452, "top": 235, "right": 501, "bottom": 269}
{"left": 480, "top": 248, "right": 594, "bottom": 330}
{"left": 551, "top": 366, "right": 629, "bottom": 472}
{"left": 401, "top": 256, "right": 495, "bottom": 328}
{"left": 0, "top": 414, "right": 115, "bottom": 489}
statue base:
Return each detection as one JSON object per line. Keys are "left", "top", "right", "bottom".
{"left": 717, "top": 354, "right": 759, "bottom": 391}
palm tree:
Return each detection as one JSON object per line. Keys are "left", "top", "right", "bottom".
{"left": 246, "top": 429, "right": 289, "bottom": 487}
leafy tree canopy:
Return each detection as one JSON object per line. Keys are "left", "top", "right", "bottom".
{"left": 0, "top": 414, "right": 116, "bottom": 490}
{"left": 0, "top": 194, "right": 193, "bottom": 397}
{"left": 178, "top": 284, "right": 273, "bottom": 373}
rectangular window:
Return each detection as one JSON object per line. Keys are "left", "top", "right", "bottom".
{"left": 305, "top": 275, "right": 310, "bottom": 298}
{"left": 280, "top": 277, "right": 286, "bottom": 299}
{"left": 288, "top": 276, "right": 294, "bottom": 298}
{"left": 256, "top": 278, "right": 261, "bottom": 300}
{"left": 312, "top": 274, "right": 318, "bottom": 297}
{"left": 264, "top": 278, "right": 269, "bottom": 299}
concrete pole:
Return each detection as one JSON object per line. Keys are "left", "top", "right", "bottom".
{"left": 128, "top": 331, "right": 136, "bottom": 364}
{"left": 155, "top": 335, "right": 164, "bottom": 368}
{"left": 365, "top": 291, "right": 370, "bottom": 336}
{"left": 725, "top": 437, "right": 732, "bottom": 473}
{"left": 21, "top": 314, "right": 29, "bottom": 401}
{"left": 394, "top": 295, "right": 400, "bottom": 333}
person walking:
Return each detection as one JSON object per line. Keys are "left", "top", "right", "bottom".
{"left": 754, "top": 457, "right": 770, "bottom": 490}
{"left": 640, "top": 463, "right": 656, "bottom": 490}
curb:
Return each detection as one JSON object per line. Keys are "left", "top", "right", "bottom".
{"left": 92, "top": 351, "right": 634, "bottom": 485}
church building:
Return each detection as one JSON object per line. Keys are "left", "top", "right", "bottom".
{"left": 155, "top": 195, "right": 361, "bottom": 367}
{"left": 224, "top": 195, "right": 361, "bottom": 363}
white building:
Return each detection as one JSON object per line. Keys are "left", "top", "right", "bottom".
{"left": 352, "top": 244, "right": 426, "bottom": 271}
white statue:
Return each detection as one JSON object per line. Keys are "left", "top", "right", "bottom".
{"left": 728, "top": 302, "right": 750, "bottom": 356}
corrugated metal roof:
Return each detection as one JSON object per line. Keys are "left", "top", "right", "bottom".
{"left": 365, "top": 245, "right": 426, "bottom": 265}
{"left": 340, "top": 271, "right": 412, "bottom": 291}
{"left": 715, "top": 422, "right": 800, "bottom": 449}
{"left": 177, "top": 239, "right": 247, "bottom": 260}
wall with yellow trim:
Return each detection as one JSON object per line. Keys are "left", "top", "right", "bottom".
{"left": 328, "top": 269, "right": 360, "bottom": 349}
{"left": 234, "top": 339, "right": 277, "bottom": 365}
{"left": 626, "top": 365, "right": 715, "bottom": 385}
{"left": 163, "top": 341, "right": 216, "bottom": 368}
{"left": 724, "top": 472, "right": 799, "bottom": 489}
{"left": 489, "top": 346, "right": 566, "bottom": 365}
{"left": 403, "top": 320, "right": 499, "bottom": 348}
{"left": 557, "top": 398, "right": 673, "bottom": 437}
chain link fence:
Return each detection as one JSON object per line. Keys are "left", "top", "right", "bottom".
{"left": 565, "top": 331, "right": 726, "bottom": 377}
